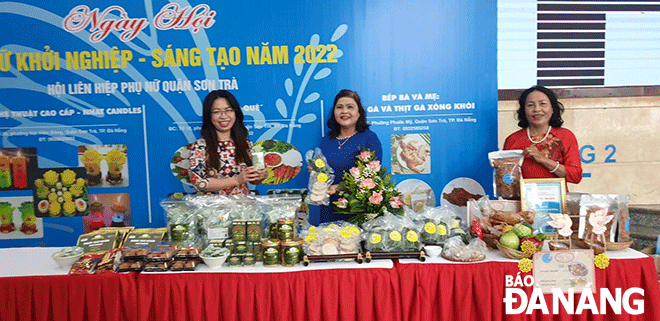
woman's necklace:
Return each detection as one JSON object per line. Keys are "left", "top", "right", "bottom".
{"left": 337, "top": 132, "right": 356, "bottom": 149}
{"left": 527, "top": 126, "right": 551, "bottom": 144}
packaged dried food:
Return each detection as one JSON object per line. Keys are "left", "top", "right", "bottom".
{"left": 488, "top": 150, "right": 524, "bottom": 200}
{"left": 95, "top": 248, "right": 123, "bottom": 273}
{"left": 145, "top": 243, "right": 179, "bottom": 262}
{"left": 305, "top": 171, "right": 335, "bottom": 206}
{"left": 171, "top": 258, "right": 200, "bottom": 271}
{"left": 122, "top": 246, "right": 150, "bottom": 261}
{"left": 616, "top": 195, "right": 631, "bottom": 242}
{"left": 116, "top": 260, "right": 145, "bottom": 272}
{"left": 441, "top": 236, "right": 487, "bottom": 262}
{"left": 143, "top": 261, "right": 171, "bottom": 272}
{"left": 578, "top": 194, "right": 617, "bottom": 243}
{"left": 69, "top": 254, "right": 103, "bottom": 275}
{"left": 173, "top": 244, "right": 202, "bottom": 259}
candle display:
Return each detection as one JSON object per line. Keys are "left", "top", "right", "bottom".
{"left": 80, "top": 149, "right": 103, "bottom": 186}
{"left": 105, "top": 149, "right": 127, "bottom": 185}
{"left": 11, "top": 156, "right": 27, "bottom": 189}
{"left": 0, "top": 155, "right": 12, "bottom": 188}
{"left": 0, "top": 202, "right": 16, "bottom": 233}
{"left": 19, "top": 202, "right": 37, "bottom": 235}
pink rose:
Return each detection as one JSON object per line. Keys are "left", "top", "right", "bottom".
{"left": 389, "top": 196, "right": 402, "bottom": 208}
{"left": 358, "top": 151, "right": 372, "bottom": 162}
{"left": 336, "top": 198, "right": 348, "bottom": 209}
{"left": 369, "top": 191, "right": 383, "bottom": 205}
{"left": 360, "top": 178, "right": 376, "bottom": 190}
{"left": 367, "top": 160, "right": 381, "bottom": 171}
{"left": 349, "top": 167, "right": 360, "bottom": 178}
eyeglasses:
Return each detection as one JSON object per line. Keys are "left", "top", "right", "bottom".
{"left": 212, "top": 109, "right": 235, "bottom": 116}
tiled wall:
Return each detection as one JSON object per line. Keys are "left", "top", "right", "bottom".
{"left": 498, "top": 87, "right": 660, "bottom": 205}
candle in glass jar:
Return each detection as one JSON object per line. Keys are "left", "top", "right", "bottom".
{"left": 12, "top": 156, "right": 27, "bottom": 189}
{"left": 0, "top": 156, "right": 11, "bottom": 188}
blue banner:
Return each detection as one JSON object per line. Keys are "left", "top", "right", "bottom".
{"left": 0, "top": 0, "right": 497, "bottom": 246}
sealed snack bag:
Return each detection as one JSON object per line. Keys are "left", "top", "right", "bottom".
{"left": 579, "top": 194, "right": 617, "bottom": 242}
{"left": 305, "top": 171, "right": 335, "bottom": 206}
{"left": 488, "top": 150, "right": 524, "bottom": 200}
{"left": 305, "top": 148, "right": 333, "bottom": 173}
{"left": 304, "top": 148, "right": 336, "bottom": 206}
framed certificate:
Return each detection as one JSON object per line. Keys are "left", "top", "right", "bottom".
{"left": 520, "top": 178, "right": 567, "bottom": 214}
{"left": 521, "top": 178, "right": 567, "bottom": 234}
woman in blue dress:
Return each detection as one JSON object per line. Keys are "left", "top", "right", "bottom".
{"left": 317, "top": 89, "right": 382, "bottom": 224}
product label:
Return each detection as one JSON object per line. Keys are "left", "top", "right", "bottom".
{"left": 437, "top": 224, "right": 448, "bottom": 236}
{"left": 389, "top": 231, "right": 402, "bottom": 242}
{"left": 406, "top": 230, "right": 419, "bottom": 242}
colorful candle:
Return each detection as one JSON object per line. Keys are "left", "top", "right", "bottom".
{"left": 0, "top": 156, "right": 12, "bottom": 188}
{"left": 12, "top": 156, "right": 27, "bottom": 189}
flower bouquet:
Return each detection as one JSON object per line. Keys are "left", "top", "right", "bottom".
{"left": 334, "top": 149, "right": 404, "bottom": 226}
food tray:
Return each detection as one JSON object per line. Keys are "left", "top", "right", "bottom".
{"left": 302, "top": 253, "right": 364, "bottom": 266}
{"left": 496, "top": 242, "right": 532, "bottom": 259}
{"left": 363, "top": 250, "right": 426, "bottom": 263}
{"left": 571, "top": 235, "right": 632, "bottom": 254}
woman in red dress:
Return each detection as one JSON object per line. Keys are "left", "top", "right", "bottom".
{"left": 504, "top": 85, "right": 582, "bottom": 184}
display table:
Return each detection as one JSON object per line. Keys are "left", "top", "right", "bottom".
{"left": 0, "top": 247, "right": 139, "bottom": 321}
{"left": 398, "top": 249, "right": 660, "bottom": 321}
{"left": 1, "top": 247, "right": 659, "bottom": 321}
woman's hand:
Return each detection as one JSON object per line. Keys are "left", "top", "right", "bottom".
{"left": 523, "top": 145, "right": 545, "bottom": 163}
{"left": 249, "top": 168, "right": 268, "bottom": 184}
{"left": 237, "top": 166, "right": 260, "bottom": 184}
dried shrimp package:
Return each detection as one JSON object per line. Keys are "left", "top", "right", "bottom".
{"left": 488, "top": 150, "right": 524, "bottom": 200}
{"left": 616, "top": 195, "right": 631, "bottom": 242}
{"left": 578, "top": 194, "right": 617, "bottom": 242}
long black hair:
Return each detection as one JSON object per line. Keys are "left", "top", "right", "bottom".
{"left": 200, "top": 90, "right": 252, "bottom": 169}
{"left": 516, "top": 85, "right": 564, "bottom": 128}
{"left": 327, "top": 89, "right": 370, "bottom": 138}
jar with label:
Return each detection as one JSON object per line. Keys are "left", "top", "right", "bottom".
{"left": 262, "top": 239, "right": 280, "bottom": 267}
{"left": 235, "top": 241, "right": 247, "bottom": 254}
{"left": 227, "top": 254, "right": 242, "bottom": 267}
{"left": 250, "top": 241, "right": 262, "bottom": 261}
{"left": 246, "top": 219, "right": 261, "bottom": 242}
{"left": 223, "top": 239, "right": 235, "bottom": 253}
{"left": 281, "top": 238, "right": 303, "bottom": 266}
{"left": 277, "top": 218, "right": 295, "bottom": 241}
{"left": 269, "top": 223, "right": 278, "bottom": 239}
{"left": 243, "top": 253, "right": 256, "bottom": 266}
{"left": 231, "top": 220, "right": 247, "bottom": 241}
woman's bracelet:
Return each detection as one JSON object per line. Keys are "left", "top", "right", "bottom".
{"left": 549, "top": 161, "right": 560, "bottom": 173}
